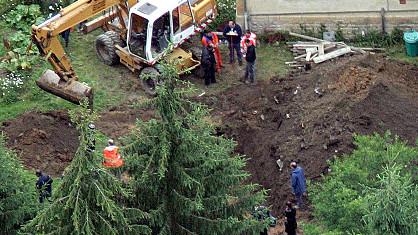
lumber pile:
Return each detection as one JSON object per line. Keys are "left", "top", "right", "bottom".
{"left": 285, "top": 32, "right": 383, "bottom": 76}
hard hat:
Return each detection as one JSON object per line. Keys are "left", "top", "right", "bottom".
{"left": 88, "top": 123, "right": 95, "bottom": 129}
{"left": 108, "top": 139, "right": 114, "bottom": 145}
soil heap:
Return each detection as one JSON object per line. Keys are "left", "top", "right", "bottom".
{"left": 198, "top": 54, "right": 418, "bottom": 215}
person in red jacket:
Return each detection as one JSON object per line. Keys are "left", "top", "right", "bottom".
{"left": 241, "top": 29, "right": 257, "bottom": 58}
{"left": 201, "top": 30, "right": 223, "bottom": 72}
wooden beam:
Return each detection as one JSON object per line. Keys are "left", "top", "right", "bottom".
{"left": 294, "top": 44, "right": 336, "bottom": 60}
{"left": 313, "top": 47, "right": 352, "bottom": 64}
{"left": 289, "top": 32, "right": 329, "bottom": 43}
{"left": 305, "top": 51, "right": 312, "bottom": 61}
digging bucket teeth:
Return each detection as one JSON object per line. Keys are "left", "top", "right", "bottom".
{"left": 36, "top": 69, "right": 93, "bottom": 105}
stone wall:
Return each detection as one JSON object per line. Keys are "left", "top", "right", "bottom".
{"left": 236, "top": 0, "right": 418, "bottom": 35}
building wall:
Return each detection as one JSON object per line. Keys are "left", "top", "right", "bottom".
{"left": 236, "top": 0, "right": 418, "bottom": 35}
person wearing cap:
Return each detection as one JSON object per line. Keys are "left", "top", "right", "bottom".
{"left": 290, "top": 161, "right": 307, "bottom": 209}
{"left": 201, "top": 30, "right": 223, "bottom": 72}
{"left": 103, "top": 139, "right": 124, "bottom": 169}
{"left": 283, "top": 201, "right": 297, "bottom": 235}
{"left": 240, "top": 29, "right": 257, "bottom": 57}
{"left": 36, "top": 170, "right": 53, "bottom": 203}
{"left": 201, "top": 44, "right": 217, "bottom": 86}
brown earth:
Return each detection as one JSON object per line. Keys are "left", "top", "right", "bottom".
{"left": 0, "top": 106, "right": 154, "bottom": 177}
{"left": 1, "top": 54, "right": 417, "bottom": 225}
{"left": 197, "top": 54, "right": 418, "bottom": 217}
{"left": 1, "top": 111, "right": 79, "bottom": 177}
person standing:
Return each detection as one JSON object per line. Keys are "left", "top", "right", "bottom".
{"left": 201, "top": 44, "right": 217, "bottom": 86}
{"left": 103, "top": 139, "right": 124, "bottom": 179}
{"left": 223, "top": 20, "right": 243, "bottom": 65}
{"left": 36, "top": 170, "right": 53, "bottom": 203}
{"left": 49, "top": 0, "right": 71, "bottom": 47}
{"left": 284, "top": 201, "right": 297, "bottom": 235}
{"left": 290, "top": 161, "right": 307, "bottom": 209}
{"left": 201, "top": 30, "right": 223, "bottom": 72}
{"left": 241, "top": 29, "right": 257, "bottom": 57}
{"left": 103, "top": 139, "right": 124, "bottom": 168}
{"left": 244, "top": 39, "right": 256, "bottom": 84}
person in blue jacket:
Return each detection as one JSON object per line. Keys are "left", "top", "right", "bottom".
{"left": 36, "top": 170, "right": 53, "bottom": 203}
{"left": 290, "top": 161, "right": 306, "bottom": 209}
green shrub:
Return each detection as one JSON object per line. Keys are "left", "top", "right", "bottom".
{"left": 363, "top": 164, "right": 418, "bottom": 235}
{"left": 309, "top": 132, "right": 417, "bottom": 234}
{"left": 4, "top": 4, "right": 43, "bottom": 30}
{"left": 1, "top": 4, "right": 43, "bottom": 72}
{"left": 212, "top": 0, "right": 236, "bottom": 29}
{"left": 0, "top": 135, "right": 39, "bottom": 234}
{"left": 350, "top": 28, "right": 404, "bottom": 47}
{"left": 301, "top": 222, "right": 343, "bottom": 235}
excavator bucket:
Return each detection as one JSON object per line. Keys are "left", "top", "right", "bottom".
{"left": 36, "top": 70, "right": 93, "bottom": 105}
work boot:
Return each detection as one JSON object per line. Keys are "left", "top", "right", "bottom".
{"left": 238, "top": 60, "right": 243, "bottom": 66}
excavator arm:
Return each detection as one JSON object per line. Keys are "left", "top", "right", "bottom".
{"left": 32, "top": 0, "right": 137, "bottom": 105}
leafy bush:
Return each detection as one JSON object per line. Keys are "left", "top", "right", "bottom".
{"left": 212, "top": 0, "right": 236, "bottom": 30}
{"left": 4, "top": 4, "right": 43, "bottom": 30}
{"left": 0, "top": 4, "right": 43, "bottom": 72}
{"left": 0, "top": 135, "right": 39, "bottom": 234}
{"left": 309, "top": 132, "right": 417, "bottom": 234}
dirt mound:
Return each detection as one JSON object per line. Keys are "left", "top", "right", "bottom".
{"left": 198, "top": 54, "right": 418, "bottom": 215}
{"left": 96, "top": 106, "right": 155, "bottom": 139}
{"left": 1, "top": 106, "right": 154, "bottom": 177}
{"left": 1, "top": 111, "right": 79, "bottom": 177}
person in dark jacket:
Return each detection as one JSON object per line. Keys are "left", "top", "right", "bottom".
{"left": 36, "top": 170, "right": 53, "bottom": 203}
{"left": 244, "top": 39, "right": 256, "bottom": 84}
{"left": 290, "top": 161, "right": 307, "bottom": 209}
{"left": 223, "top": 20, "right": 243, "bottom": 65}
{"left": 284, "top": 201, "right": 297, "bottom": 235}
{"left": 201, "top": 44, "right": 217, "bottom": 86}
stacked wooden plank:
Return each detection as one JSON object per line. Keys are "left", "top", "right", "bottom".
{"left": 284, "top": 32, "right": 382, "bottom": 76}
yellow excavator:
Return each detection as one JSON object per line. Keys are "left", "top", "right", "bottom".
{"left": 32, "top": 0, "right": 217, "bottom": 104}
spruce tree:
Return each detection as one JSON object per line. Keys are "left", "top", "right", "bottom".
{"left": 22, "top": 102, "right": 149, "bottom": 235}
{"left": 364, "top": 163, "right": 418, "bottom": 235}
{"left": 124, "top": 63, "right": 267, "bottom": 235}
{"left": 0, "top": 135, "right": 39, "bottom": 234}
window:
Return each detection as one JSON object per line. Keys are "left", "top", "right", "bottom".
{"left": 151, "top": 12, "right": 170, "bottom": 57}
{"left": 179, "top": 2, "right": 193, "bottom": 29}
{"left": 128, "top": 14, "right": 148, "bottom": 59}
{"left": 172, "top": 8, "right": 180, "bottom": 33}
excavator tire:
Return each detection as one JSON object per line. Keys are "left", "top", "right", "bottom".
{"left": 104, "top": 31, "right": 125, "bottom": 48}
{"left": 95, "top": 33, "right": 119, "bottom": 65}
{"left": 139, "top": 67, "right": 161, "bottom": 96}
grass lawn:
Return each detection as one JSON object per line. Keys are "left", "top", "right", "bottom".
{"left": 0, "top": 28, "right": 142, "bottom": 122}
{"left": 386, "top": 44, "right": 418, "bottom": 66}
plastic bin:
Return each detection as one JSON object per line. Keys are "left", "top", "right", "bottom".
{"left": 403, "top": 30, "right": 418, "bottom": 57}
